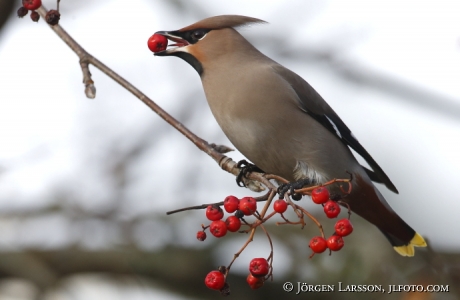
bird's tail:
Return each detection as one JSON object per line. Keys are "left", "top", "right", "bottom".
{"left": 379, "top": 230, "right": 427, "bottom": 256}
{"left": 353, "top": 174, "right": 427, "bottom": 257}
{"left": 392, "top": 232, "right": 427, "bottom": 257}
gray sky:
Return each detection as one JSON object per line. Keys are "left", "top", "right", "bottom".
{"left": 0, "top": 0, "right": 459, "bottom": 256}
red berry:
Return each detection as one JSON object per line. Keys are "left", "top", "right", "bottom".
{"left": 311, "top": 187, "right": 330, "bottom": 204}
{"left": 273, "top": 199, "right": 288, "bottom": 214}
{"left": 205, "top": 205, "right": 224, "bottom": 221}
{"left": 323, "top": 200, "right": 341, "bottom": 218}
{"left": 209, "top": 220, "right": 227, "bottom": 238}
{"left": 327, "top": 235, "right": 344, "bottom": 251}
{"left": 225, "top": 215, "right": 241, "bottom": 232}
{"left": 223, "top": 195, "right": 239, "bottom": 213}
{"left": 309, "top": 236, "right": 328, "bottom": 253}
{"left": 22, "top": 0, "right": 41, "bottom": 11}
{"left": 246, "top": 274, "right": 264, "bottom": 289}
{"left": 239, "top": 197, "right": 257, "bottom": 215}
{"left": 204, "top": 271, "right": 225, "bottom": 290}
{"left": 249, "top": 258, "right": 269, "bottom": 277}
{"left": 334, "top": 218, "right": 353, "bottom": 237}
{"left": 147, "top": 34, "right": 168, "bottom": 53}
{"left": 196, "top": 231, "right": 206, "bottom": 241}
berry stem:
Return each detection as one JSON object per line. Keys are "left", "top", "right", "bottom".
{"left": 294, "top": 204, "right": 325, "bottom": 238}
{"left": 259, "top": 224, "right": 274, "bottom": 280}
{"left": 240, "top": 211, "right": 277, "bottom": 233}
{"left": 295, "top": 177, "right": 352, "bottom": 195}
{"left": 226, "top": 227, "right": 256, "bottom": 273}
{"left": 33, "top": 6, "right": 275, "bottom": 194}
{"left": 256, "top": 189, "right": 276, "bottom": 219}
{"left": 284, "top": 193, "right": 303, "bottom": 219}
{"left": 264, "top": 174, "right": 289, "bottom": 184}
{"left": 275, "top": 217, "right": 305, "bottom": 227}
{"left": 338, "top": 200, "right": 352, "bottom": 219}
{"left": 166, "top": 191, "right": 271, "bottom": 215}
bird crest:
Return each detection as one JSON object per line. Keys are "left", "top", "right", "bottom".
{"left": 179, "top": 15, "right": 267, "bottom": 32}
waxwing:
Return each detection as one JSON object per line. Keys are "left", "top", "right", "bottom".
{"left": 154, "top": 15, "right": 426, "bottom": 256}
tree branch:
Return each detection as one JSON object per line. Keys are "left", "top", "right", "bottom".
{"left": 35, "top": 5, "right": 269, "bottom": 188}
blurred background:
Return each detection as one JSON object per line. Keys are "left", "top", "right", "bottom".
{"left": 0, "top": 0, "right": 459, "bottom": 299}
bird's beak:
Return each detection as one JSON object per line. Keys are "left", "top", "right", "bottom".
{"left": 153, "top": 31, "right": 190, "bottom": 56}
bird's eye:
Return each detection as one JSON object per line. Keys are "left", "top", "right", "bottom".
{"left": 191, "top": 29, "right": 206, "bottom": 41}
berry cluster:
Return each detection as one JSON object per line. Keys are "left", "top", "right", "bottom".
{"left": 17, "top": 0, "right": 61, "bottom": 26}
{"left": 308, "top": 187, "right": 354, "bottom": 256}
{"left": 204, "top": 257, "right": 270, "bottom": 293}
{"left": 197, "top": 196, "right": 254, "bottom": 241}
{"left": 197, "top": 196, "right": 274, "bottom": 293}
{"left": 168, "top": 176, "right": 353, "bottom": 295}
{"left": 17, "top": 0, "right": 42, "bottom": 22}
{"left": 189, "top": 177, "right": 354, "bottom": 295}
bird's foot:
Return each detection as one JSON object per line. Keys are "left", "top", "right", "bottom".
{"left": 277, "top": 178, "right": 315, "bottom": 201}
{"left": 236, "top": 159, "right": 264, "bottom": 187}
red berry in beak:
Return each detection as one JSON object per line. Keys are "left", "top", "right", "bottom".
{"left": 147, "top": 34, "right": 168, "bottom": 53}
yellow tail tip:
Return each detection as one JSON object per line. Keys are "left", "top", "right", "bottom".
{"left": 393, "top": 233, "right": 427, "bottom": 257}
{"left": 411, "top": 232, "right": 427, "bottom": 247}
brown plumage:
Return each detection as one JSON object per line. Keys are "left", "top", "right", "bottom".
{"left": 154, "top": 15, "right": 427, "bottom": 256}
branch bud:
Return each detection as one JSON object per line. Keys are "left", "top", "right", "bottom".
{"left": 45, "top": 9, "right": 60, "bottom": 26}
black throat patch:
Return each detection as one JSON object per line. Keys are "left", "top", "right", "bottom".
{"left": 171, "top": 52, "right": 204, "bottom": 76}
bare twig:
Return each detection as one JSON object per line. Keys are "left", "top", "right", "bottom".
{"left": 338, "top": 200, "right": 352, "bottom": 219}
{"left": 257, "top": 189, "right": 276, "bottom": 219}
{"left": 166, "top": 190, "right": 272, "bottom": 215}
{"left": 79, "top": 60, "right": 95, "bottom": 98}
{"left": 259, "top": 224, "right": 274, "bottom": 280}
{"left": 35, "top": 5, "right": 268, "bottom": 185}
{"left": 264, "top": 174, "right": 289, "bottom": 184}
{"left": 226, "top": 228, "right": 256, "bottom": 273}
{"left": 295, "top": 177, "right": 352, "bottom": 195}
{"left": 294, "top": 205, "right": 325, "bottom": 238}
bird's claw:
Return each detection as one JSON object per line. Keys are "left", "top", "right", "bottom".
{"left": 236, "top": 159, "right": 264, "bottom": 187}
{"left": 277, "top": 178, "right": 314, "bottom": 201}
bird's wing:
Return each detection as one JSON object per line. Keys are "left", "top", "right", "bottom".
{"left": 272, "top": 64, "right": 398, "bottom": 194}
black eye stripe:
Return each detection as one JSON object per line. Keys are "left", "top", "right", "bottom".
{"left": 193, "top": 30, "right": 205, "bottom": 38}
{"left": 168, "top": 29, "right": 211, "bottom": 45}
{"left": 187, "top": 29, "right": 210, "bottom": 43}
